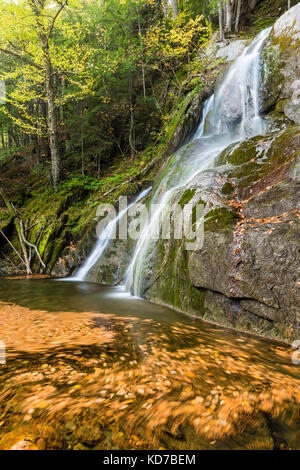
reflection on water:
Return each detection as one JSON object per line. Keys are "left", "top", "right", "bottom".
{"left": 0, "top": 278, "right": 190, "bottom": 322}
{"left": 0, "top": 278, "right": 299, "bottom": 450}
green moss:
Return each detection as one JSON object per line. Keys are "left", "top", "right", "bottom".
{"left": 229, "top": 139, "right": 263, "bottom": 165}
{"left": 221, "top": 181, "right": 235, "bottom": 196}
{"left": 217, "top": 127, "right": 300, "bottom": 191}
{"left": 178, "top": 188, "right": 196, "bottom": 207}
{"left": 261, "top": 45, "right": 283, "bottom": 111}
{"left": 276, "top": 99, "right": 288, "bottom": 113}
{"left": 204, "top": 207, "right": 239, "bottom": 232}
{"left": 214, "top": 142, "right": 239, "bottom": 167}
{"left": 164, "top": 85, "right": 204, "bottom": 144}
{"left": 0, "top": 210, "right": 13, "bottom": 230}
{"left": 150, "top": 237, "right": 206, "bottom": 317}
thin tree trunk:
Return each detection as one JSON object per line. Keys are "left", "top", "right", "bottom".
{"left": 288, "top": 0, "right": 291, "bottom": 9}
{"left": 44, "top": 56, "right": 61, "bottom": 187}
{"left": 29, "top": 1, "right": 65, "bottom": 188}
{"left": 137, "top": 16, "right": 146, "bottom": 98}
{"left": 97, "top": 152, "right": 101, "bottom": 179}
{"left": 235, "top": 0, "right": 242, "bottom": 33}
{"left": 128, "top": 81, "right": 136, "bottom": 160}
{"left": 0, "top": 189, "right": 31, "bottom": 274}
{"left": 81, "top": 103, "right": 84, "bottom": 176}
{"left": 219, "top": 1, "right": 225, "bottom": 41}
{"left": 225, "top": 0, "right": 233, "bottom": 32}
{"left": 170, "top": 0, "right": 178, "bottom": 19}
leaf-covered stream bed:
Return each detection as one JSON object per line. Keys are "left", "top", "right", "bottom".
{"left": 0, "top": 278, "right": 299, "bottom": 450}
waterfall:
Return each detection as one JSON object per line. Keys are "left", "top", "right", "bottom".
{"left": 126, "top": 27, "right": 271, "bottom": 298}
{"left": 73, "top": 187, "right": 152, "bottom": 281}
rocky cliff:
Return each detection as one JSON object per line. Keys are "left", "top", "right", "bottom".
{"left": 141, "top": 5, "right": 300, "bottom": 343}
{"left": 1, "top": 5, "right": 299, "bottom": 345}
{"left": 86, "top": 6, "right": 300, "bottom": 344}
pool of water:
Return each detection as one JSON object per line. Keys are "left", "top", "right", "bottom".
{"left": 0, "top": 277, "right": 299, "bottom": 450}
{"left": 0, "top": 277, "right": 193, "bottom": 322}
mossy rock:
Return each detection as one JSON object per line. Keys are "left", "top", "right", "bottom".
{"left": 178, "top": 188, "right": 196, "bottom": 207}
{"left": 204, "top": 207, "right": 240, "bottom": 232}
{"left": 149, "top": 237, "right": 207, "bottom": 316}
{"left": 276, "top": 99, "right": 289, "bottom": 113}
{"left": 214, "top": 142, "right": 241, "bottom": 167}
{"left": 261, "top": 44, "right": 284, "bottom": 112}
{"left": 228, "top": 138, "right": 264, "bottom": 165}
{"left": 216, "top": 126, "right": 300, "bottom": 191}
{"left": 221, "top": 181, "right": 235, "bottom": 196}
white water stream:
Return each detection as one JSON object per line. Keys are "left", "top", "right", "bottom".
{"left": 73, "top": 187, "right": 152, "bottom": 281}
{"left": 75, "top": 28, "right": 271, "bottom": 294}
{"left": 126, "top": 27, "right": 271, "bottom": 297}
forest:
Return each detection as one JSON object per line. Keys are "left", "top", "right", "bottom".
{"left": 0, "top": 0, "right": 299, "bottom": 453}
{"left": 0, "top": 0, "right": 290, "bottom": 187}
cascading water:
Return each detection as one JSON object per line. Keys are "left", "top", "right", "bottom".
{"left": 73, "top": 187, "right": 152, "bottom": 281}
{"left": 126, "top": 27, "right": 271, "bottom": 298}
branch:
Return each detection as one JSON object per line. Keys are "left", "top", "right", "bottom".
{"left": 47, "top": 1, "right": 68, "bottom": 40}
{"left": 0, "top": 46, "right": 43, "bottom": 70}
{"left": 19, "top": 219, "right": 46, "bottom": 269}
{"left": 0, "top": 189, "right": 45, "bottom": 272}
{"left": 0, "top": 229, "right": 26, "bottom": 266}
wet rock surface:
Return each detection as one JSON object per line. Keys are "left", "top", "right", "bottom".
{"left": 145, "top": 128, "right": 300, "bottom": 343}
{"left": 262, "top": 3, "right": 300, "bottom": 121}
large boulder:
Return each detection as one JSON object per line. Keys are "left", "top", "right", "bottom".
{"left": 273, "top": 3, "right": 300, "bottom": 43}
{"left": 262, "top": 3, "right": 300, "bottom": 122}
{"left": 144, "top": 127, "right": 300, "bottom": 343}
{"left": 214, "top": 40, "right": 249, "bottom": 62}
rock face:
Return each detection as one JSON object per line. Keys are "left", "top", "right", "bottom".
{"left": 273, "top": 3, "right": 300, "bottom": 43}
{"left": 164, "top": 87, "right": 212, "bottom": 158}
{"left": 133, "top": 8, "right": 300, "bottom": 344}
{"left": 262, "top": 3, "right": 300, "bottom": 122}
{"left": 53, "top": 7, "right": 300, "bottom": 344}
{"left": 217, "top": 40, "right": 248, "bottom": 61}
{"left": 212, "top": 39, "right": 249, "bottom": 62}
{"left": 144, "top": 127, "right": 300, "bottom": 343}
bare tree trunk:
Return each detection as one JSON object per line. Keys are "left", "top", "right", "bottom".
{"left": 162, "top": 0, "right": 168, "bottom": 18}
{"left": 219, "top": 1, "right": 225, "bottom": 41}
{"left": 235, "top": 0, "right": 242, "bottom": 33}
{"left": 225, "top": 0, "right": 233, "bottom": 32}
{"left": 97, "top": 151, "right": 101, "bottom": 179}
{"left": 128, "top": 81, "right": 136, "bottom": 160}
{"left": 0, "top": 189, "right": 31, "bottom": 274}
{"left": 29, "top": 0, "right": 66, "bottom": 188}
{"left": 288, "top": 0, "right": 291, "bottom": 9}
{"left": 169, "top": 0, "right": 178, "bottom": 19}
{"left": 137, "top": 15, "right": 146, "bottom": 98}
{"left": 81, "top": 102, "right": 84, "bottom": 176}
{"left": 44, "top": 55, "right": 61, "bottom": 187}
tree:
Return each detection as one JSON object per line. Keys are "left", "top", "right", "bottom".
{"left": 169, "top": 0, "right": 178, "bottom": 19}
{"left": 28, "top": 0, "right": 68, "bottom": 188}
{"left": 0, "top": 0, "right": 94, "bottom": 187}
{"left": 235, "top": 0, "right": 242, "bottom": 32}
{"left": 225, "top": 0, "right": 233, "bottom": 32}
{"left": 218, "top": 1, "right": 225, "bottom": 41}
